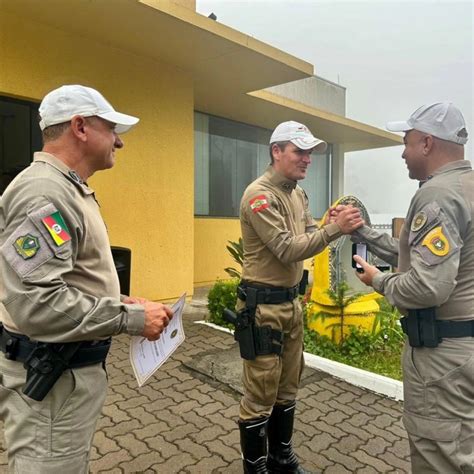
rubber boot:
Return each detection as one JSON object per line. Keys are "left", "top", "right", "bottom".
{"left": 239, "top": 418, "right": 270, "bottom": 473}
{"left": 267, "top": 402, "right": 311, "bottom": 473}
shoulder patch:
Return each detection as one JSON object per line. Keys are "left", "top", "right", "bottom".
{"left": 2, "top": 218, "right": 54, "bottom": 278}
{"left": 411, "top": 211, "right": 427, "bottom": 232}
{"left": 249, "top": 195, "right": 269, "bottom": 213}
{"left": 41, "top": 211, "right": 71, "bottom": 246}
{"left": 408, "top": 202, "right": 441, "bottom": 246}
{"left": 421, "top": 226, "right": 450, "bottom": 256}
{"left": 13, "top": 234, "right": 40, "bottom": 259}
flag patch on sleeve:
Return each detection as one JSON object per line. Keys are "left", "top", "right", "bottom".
{"left": 41, "top": 211, "right": 71, "bottom": 246}
{"left": 249, "top": 195, "right": 269, "bottom": 213}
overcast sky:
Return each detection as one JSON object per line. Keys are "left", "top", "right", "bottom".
{"left": 196, "top": 0, "right": 473, "bottom": 218}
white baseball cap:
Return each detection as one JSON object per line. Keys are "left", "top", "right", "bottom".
{"left": 39, "top": 84, "right": 140, "bottom": 134}
{"left": 270, "top": 121, "right": 327, "bottom": 153}
{"left": 386, "top": 102, "right": 468, "bottom": 145}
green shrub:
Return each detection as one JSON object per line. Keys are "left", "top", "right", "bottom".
{"left": 205, "top": 278, "right": 404, "bottom": 380}
{"left": 207, "top": 279, "right": 238, "bottom": 330}
{"left": 303, "top": 297, "right": 404, "bottom": 380}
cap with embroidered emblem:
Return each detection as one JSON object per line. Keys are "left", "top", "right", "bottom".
{"left": 386, "top": 102, "right": 468, "bottom": 145}
{"left": 39, "top": 84, "right": 139, "bottom": 134}
{"left": 270, "top": 121, "right": 327, "bottom": 153}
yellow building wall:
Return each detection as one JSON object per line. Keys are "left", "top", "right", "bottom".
{"left": 0, "top": 11, "right": 194, "bottom": 301}
{"left": 194, "top": 218, "right": 241, "bottom": 286}
{"left": 193, "top": 217, "right": 315, "bottom": 287}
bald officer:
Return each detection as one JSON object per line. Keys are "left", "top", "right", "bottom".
{"left": 0, "top": 85, "right": 173, "bottom": 473}
{"left": 352, "top": 102, "right": 473, "bottom": 473}
{"left": 236, "top": 121, "right": 363, "bottom": 473}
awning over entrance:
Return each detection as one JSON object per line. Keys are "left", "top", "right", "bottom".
{"left": 2, "top": 0, "right": 402, "bottom": 151}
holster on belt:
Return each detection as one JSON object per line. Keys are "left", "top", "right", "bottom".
{"left": 224, "top": 282, "right": 300, "bottom": 360}
{"left": 23, "top": 342, "right": 82, "bottom": 401}
{"left": 401, "top": 307, "right": 474, "bottom": 348}
{"left": 401, "top": 307, "right": 440, "bottom": 348}
{"left": 0, "top": 324, "right": 110, "bottom": 401}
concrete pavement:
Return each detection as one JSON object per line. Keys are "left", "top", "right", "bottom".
{"left": 0, "top": 291, "right": 411, "bottom": 473}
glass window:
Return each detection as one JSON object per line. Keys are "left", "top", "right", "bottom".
{"left": 0, "top": 96, "right": 41, "bottom": 194}
{"left": 194, "top": 112, "right": 332, "bottom": 218}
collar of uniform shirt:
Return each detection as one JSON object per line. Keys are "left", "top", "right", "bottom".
{"left": 33, "top": 152, "right": 94, "bottom": 196}
{"left": 429, "top": 159, "right": 472, "bottom": 180}
{"left": 265, "top": 165, "right": 297, "bottom": 193}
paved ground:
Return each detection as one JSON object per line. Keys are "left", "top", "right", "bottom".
{"left": 0, "top": 291, "right": 411, "bottom": 473}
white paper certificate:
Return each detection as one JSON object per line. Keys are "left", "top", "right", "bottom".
{"left": 130, "top": 293, "right": 186, "bottom": 387}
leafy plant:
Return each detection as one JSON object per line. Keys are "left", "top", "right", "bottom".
{"left": 310, "top": 280, "right": 362, "bottom": 345}
{"left": 206, "top": 278, "right": 238, "bottom": 330}
{"left": 224, "top": 238, "right": 244, "bottom": 279}
{"left": 370, "top": 298, "right": 405, "bottom": 350}
{"left": 303, "top": 297, "right": 404, "bottom": 380}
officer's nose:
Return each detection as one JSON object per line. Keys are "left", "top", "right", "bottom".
{"left": 114, "top": 134, "right": 124, "bottom": 149}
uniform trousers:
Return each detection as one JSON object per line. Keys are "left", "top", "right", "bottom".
{"left": 0, "top": 352, "right": 107, "bottom": 473}
{"left": 402, "top": 337, "right": 474, "bottom": 473}
{"left": 238, "top": 298, "right": 305, "bottom": 420}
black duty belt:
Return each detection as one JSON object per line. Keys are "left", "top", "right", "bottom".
{"left": 0, "top": 324, "right": 111, "bottom": 368}
{"left": 400, "top": 317, "right": 474, "bottom": 338}
{"left": 432, "top": 319, "right": 474, "bottom": 338}
{"left": 238, "top": 281, "right": 300, "bottom": 306}
{"left": 401, "top": 313, "right": 474, "bottom": 348}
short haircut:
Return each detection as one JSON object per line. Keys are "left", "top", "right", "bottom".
{"left": 269, "top": 141, "right": 291, "bottom": 163}
{"left": 41, "top": 121, "right": 71, "bottom": 143}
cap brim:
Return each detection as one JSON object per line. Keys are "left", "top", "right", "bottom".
{"left": 98, "top": 111, "right": 140, "bottom": 134}
{"left": 291, "top": 137, "right": 328, "bottom": 153}
{"left": 386, "top": 120, "right": 412, "bottom": 132}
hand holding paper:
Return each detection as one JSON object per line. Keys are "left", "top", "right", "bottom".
{"left": 130, "top": 293, "right": 186, "bottom": 387}
{"left": 142, "top": 301, "right": 174, "bottom": 341}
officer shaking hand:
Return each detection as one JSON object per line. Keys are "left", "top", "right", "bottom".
{"left": 348, "top": 102, "right": 474, "bottom": 473}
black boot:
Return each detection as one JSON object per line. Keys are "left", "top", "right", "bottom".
{"left": 267, "top": 402, "right": 311, "bottom": 473}
{"left": 239, "top": 418, "right": 270, "bottom": 473}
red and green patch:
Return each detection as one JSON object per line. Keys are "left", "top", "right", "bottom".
{"left": 41, "top": 211, "right": 71, "bottom": 246}
{"left": 249, "top": 195, "right": 269, "bottom": 213}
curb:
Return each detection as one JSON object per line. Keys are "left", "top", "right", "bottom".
{"left": 194, "top": 320, "right": 404, "bottom": 401}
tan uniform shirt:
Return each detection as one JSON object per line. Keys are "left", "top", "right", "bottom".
{"left": 240, "top": 165, "right": 341, "bottom": 287}
{"left": 361, "top": 160, "right": 473, "bottom": 320}
{"left": 0, "top": 152, "right": 144, "bottom": 341}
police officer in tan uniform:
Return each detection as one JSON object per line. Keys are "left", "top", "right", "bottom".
{"left": 350, "top": 103, "right": 473, "bottom": 473}
{"left": 236, "top": 121, "right": 364, "bottom": 473}
{"left": 0, "top": 85, "right": 173, "bottom": 473}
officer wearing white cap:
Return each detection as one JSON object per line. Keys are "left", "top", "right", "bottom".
{"left": 234, "top": 121, "right": 363, "bottom": 473}
{"left": 0, "top": 84, "right": 173, "bottom": 472}
{"left": 350, "top": 102, "right": 473, "bottom": 473}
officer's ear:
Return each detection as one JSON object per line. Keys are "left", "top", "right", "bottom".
{"left": 421, "top": 134, "right": 434, "bottom": 156}
{"left": 271, "top": 143, "right": 282, "bottom": 163}
{"left": 70, "top": 115, "right": 88, "bottom": 142}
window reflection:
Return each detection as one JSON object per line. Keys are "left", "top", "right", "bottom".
{"left": 194, "top": 112, "right": 332, "bottom": 218}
